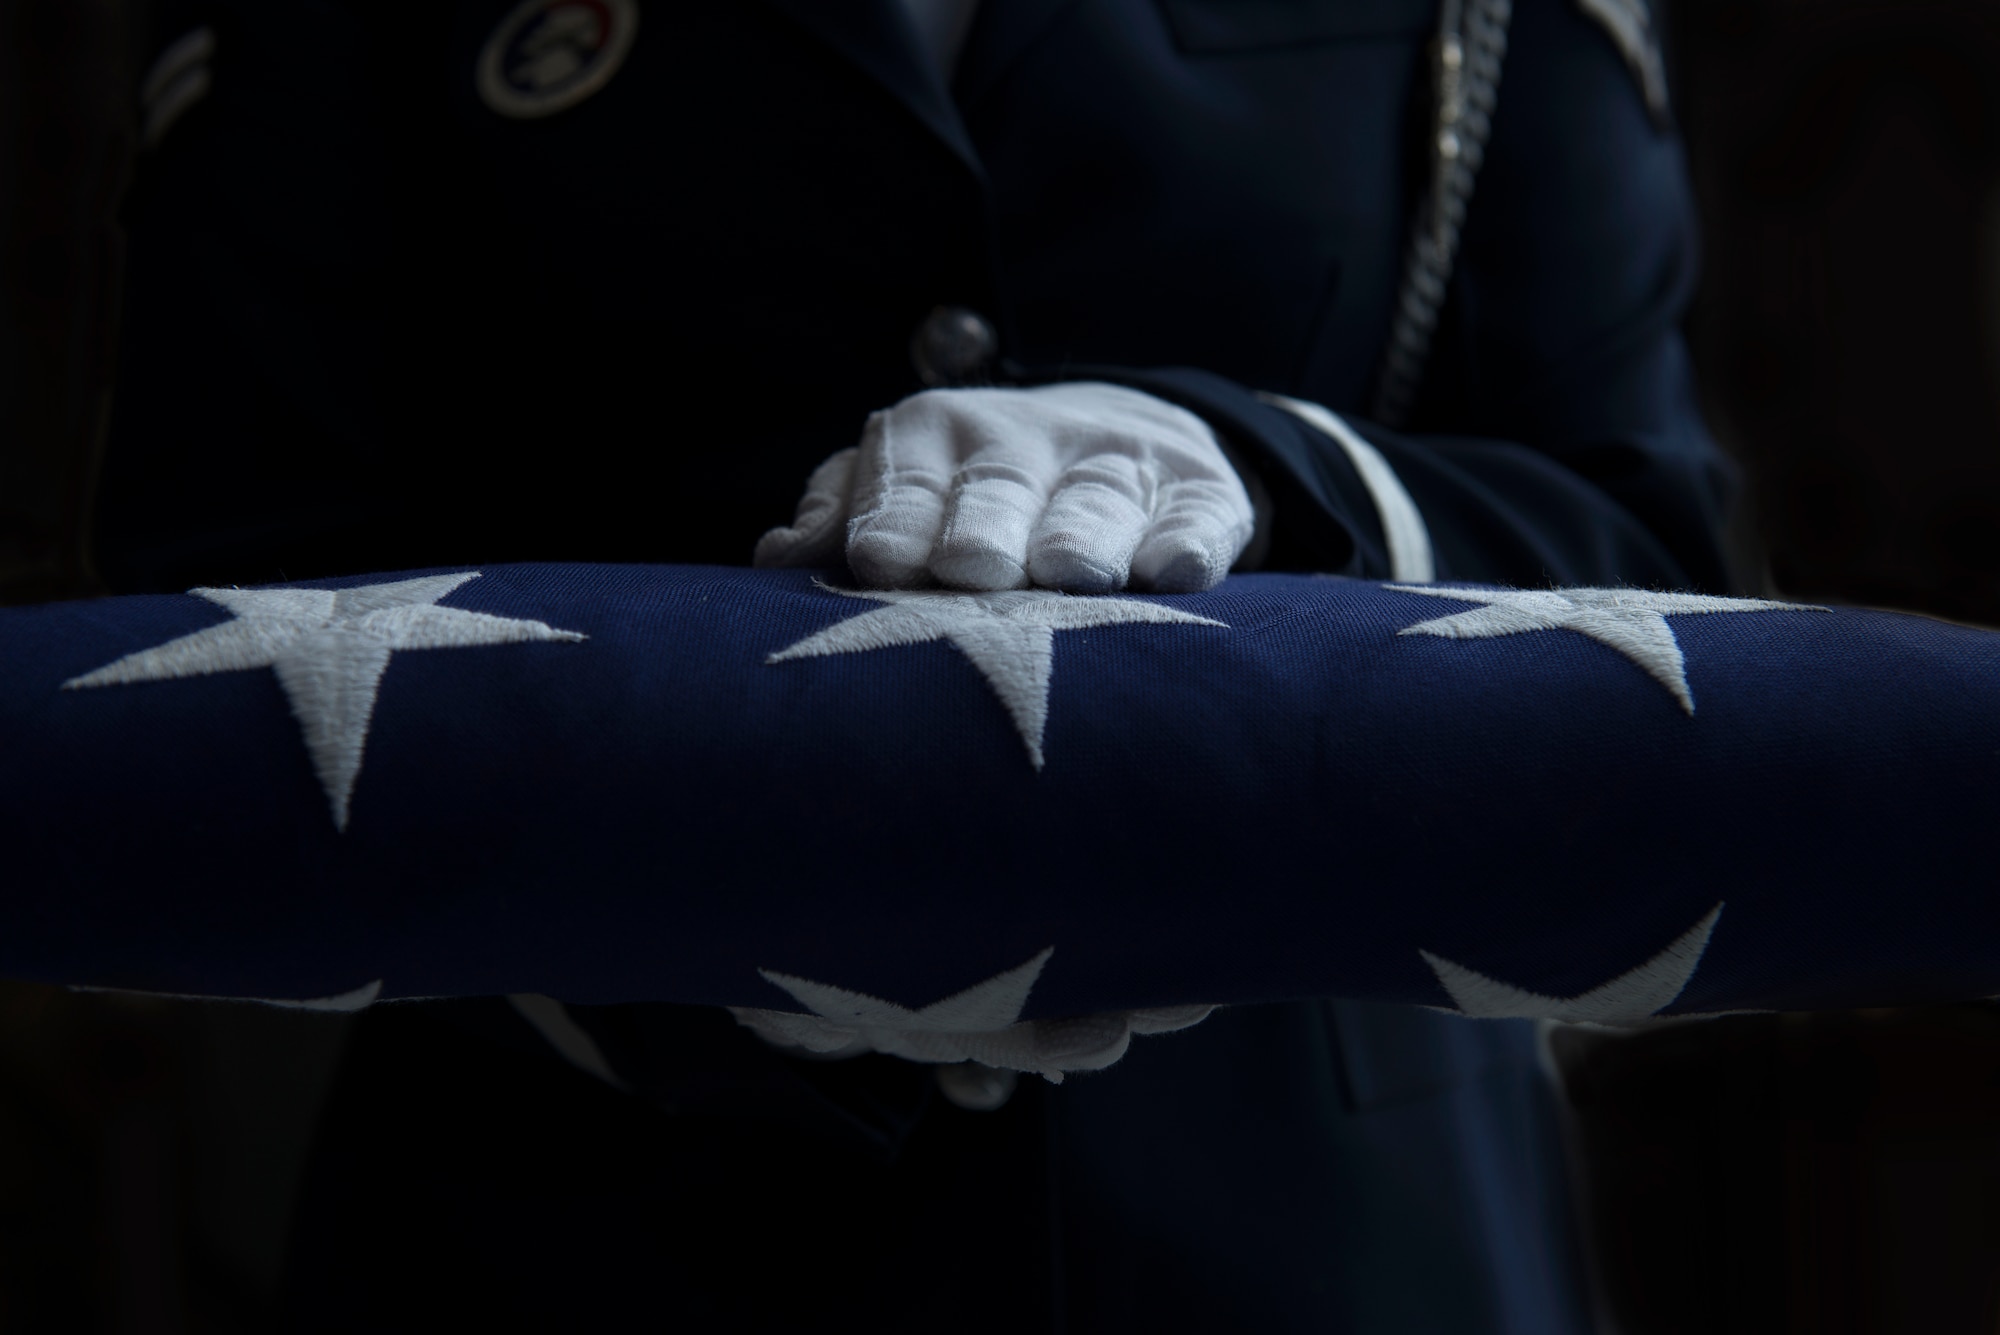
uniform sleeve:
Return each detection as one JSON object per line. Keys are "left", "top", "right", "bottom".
{"left": 1054, "top": 0, "right": 1738, "bottom": 597}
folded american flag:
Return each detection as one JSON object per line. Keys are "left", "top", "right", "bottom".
{"left": 4, "top": 564, "right": 1993, "bottom": 1063}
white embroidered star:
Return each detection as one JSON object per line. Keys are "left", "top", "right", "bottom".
{"left": 1386, "top": 585, "right": 1822, "bottom": 714}
{"left": 734, "top": 948, "right": 1052, "bottom": 1065}
{"left": 63, "top": 571, "right": 584, "bottom": 831}
{"left": 1420, "top": 904, "right": 1723, "bottom": 1026}
{"left": 766, "top": 586, "right": 1226, "bottom": 768}
{"left": 730, "top": 948, "right": 1214, "bottom": 1080}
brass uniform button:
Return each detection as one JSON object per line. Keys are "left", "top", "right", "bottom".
{"left": 909, "top": 306, "right": 998, "bottom": 387}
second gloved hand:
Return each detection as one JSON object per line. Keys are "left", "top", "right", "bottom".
{"left": 754, "top": 382, "right": 1256, "bottom": 593}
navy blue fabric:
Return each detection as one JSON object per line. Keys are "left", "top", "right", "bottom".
{"left": 1056, "top": 1002, "right": 1591, "bottom": 1332}
{"left": 5, "top": 563, "right": 1996, "bottom": 1017}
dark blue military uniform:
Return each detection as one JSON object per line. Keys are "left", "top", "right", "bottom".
{"left": 103, "top": 0, "right": 1732, "bottom": 1328}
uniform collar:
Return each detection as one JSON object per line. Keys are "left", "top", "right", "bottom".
{"left": 762, "top": 0, "right": 983, "bottom": 175}
{"left": 953, "top": 0, "right": 1086, "bottom": 112}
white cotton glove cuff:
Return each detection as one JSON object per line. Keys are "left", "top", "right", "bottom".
{"left": 755, "top": 383, "right": 1256, "bottom": 594}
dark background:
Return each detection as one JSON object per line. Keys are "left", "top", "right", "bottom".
{"left": 4, "top": 0, "right": 2000, "bottom": 1329}
{"left": 1675, "top": 0, "right": 2000, "bottom": 627}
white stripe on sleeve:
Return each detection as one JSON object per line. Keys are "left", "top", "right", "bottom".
{"left": 1257, "top": 392, "right": 1435, "bottom": 583}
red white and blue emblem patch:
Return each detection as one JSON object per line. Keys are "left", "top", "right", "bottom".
{"left": 476, "top": 0, "right": 638, "bottom": 120}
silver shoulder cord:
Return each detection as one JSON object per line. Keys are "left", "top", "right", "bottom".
{"left": 1370, "top": 0, "right": 1514, "bottom": 429}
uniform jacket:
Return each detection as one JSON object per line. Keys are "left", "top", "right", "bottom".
{"left": 101, "top": 0, "right": 1731, "bottom": 598}
{"left": 93, "top": 0, "right": 1728, "bottom": 1329}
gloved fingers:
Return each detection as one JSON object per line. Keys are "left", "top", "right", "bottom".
{"left": 752, "top": 447, "right": 858, "bottom": 569}
{"left": 1129, "top": 475, "right": 1256, "bottom": 593}
{"left": 844, "top": 402, "right": 961, "bottom": 588}
{"left": 929, "top": 454, "right": 1047, "bottom": 589}
{"left": 895, "top": 390, "right": 1061, "bottom": 590}
{"left": 839, "top": 383, "right": 1250, "bottom": 593}
{"left": 1024, "top": 452, "right": 1157, "bottom": 593}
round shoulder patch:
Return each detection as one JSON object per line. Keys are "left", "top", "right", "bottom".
{"left": 476, "top": 0, "right": 639, "bottom": 120}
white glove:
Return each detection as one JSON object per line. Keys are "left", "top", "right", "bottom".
{"left": 754, "top": 382, "right": 1256, "bottom": 593}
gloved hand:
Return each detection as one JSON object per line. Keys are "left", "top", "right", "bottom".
{"left": 754, "top": 382, "right": 1256, "bottom": 593}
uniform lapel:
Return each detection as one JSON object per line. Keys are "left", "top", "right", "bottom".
{"left": 762, "top": 0, "right": 983, "bottom": 174}
{"left": 954, "top": 0, "right": 1088, "bottom": 111}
